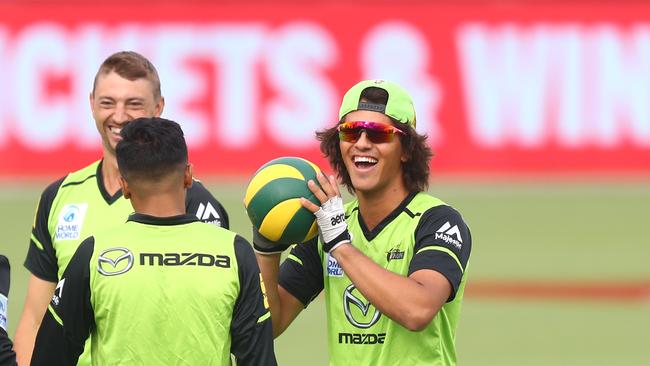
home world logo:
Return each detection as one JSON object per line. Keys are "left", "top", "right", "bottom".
{"left": 55, "top": 203, "right": 88, "bottom": 241}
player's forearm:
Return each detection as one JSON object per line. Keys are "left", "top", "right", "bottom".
{"left": 14, "top": 314, "right": 40, "bottom": 366}
{"left": 31, "top": 310, "right": 82, "bottom": 366}
{"left": 14, "top": 298, "right": 50, "bottom": 365}
{"left": 332, "top": 244, "right": 445, "bottom": 331}
{"left": 15, "top": 276, "right": 57, "bottom": 365}
{"left": 255, "top": 253, "right": 306, "bottom": 337}
{"left": 255, "top": 253, "right": 285, "bottom": 337}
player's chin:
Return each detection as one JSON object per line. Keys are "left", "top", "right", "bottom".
{"left": 103, "top": 137, "right": 121, "bottom": 154}
{"left": 111, "top": 136, "right": 123, "bottom": 148}
{"left": 349, "top": 176, "right": 375, "bottom": 193}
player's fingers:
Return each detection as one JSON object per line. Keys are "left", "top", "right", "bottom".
{"left": 327, "top": 174, "right": 341, "bottom": 197}
{"left": 307, "top": 179, "right": 328, "bottom": 204}
{"left": 300, "top": 197, "right": 320, "bottom": 213}
{"left": 317, "top": 172, "right": 336, "bottom": 198}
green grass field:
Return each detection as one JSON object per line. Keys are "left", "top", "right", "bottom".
{"left": 2, "top": 180, "right": 649, "bottom": 365}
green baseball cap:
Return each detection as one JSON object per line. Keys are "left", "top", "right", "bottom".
{"left": 338, "top": 79, "right": 416, "bottom": 128}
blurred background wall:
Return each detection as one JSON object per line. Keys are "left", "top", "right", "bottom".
{"left": 0, "top": 0, "right": 648, "bottom": 178}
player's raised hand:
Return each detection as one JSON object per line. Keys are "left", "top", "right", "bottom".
{"left": 299, "top": 173, "right": 335, "bottom": 209}
{"left": 300, "top": 173, "right": 350, "bottom": 253}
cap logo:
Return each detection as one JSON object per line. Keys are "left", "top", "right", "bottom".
{"left": 357, "top": 102, "right": 386, "bottom": 114}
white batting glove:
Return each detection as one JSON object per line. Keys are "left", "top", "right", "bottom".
{"left": 314, "top": 196, "right": 351, "bottom": 252}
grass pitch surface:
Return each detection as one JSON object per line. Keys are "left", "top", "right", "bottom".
{"left": 2, "top": 180, "right": 648, "bottom": 365}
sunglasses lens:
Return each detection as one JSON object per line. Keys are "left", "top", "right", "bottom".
{"left": 338, "top": 122, "right": 399, "bottom": 143}
{"left": 366, "top": 127, "right": 394, "bottom": 143}
{"left": 338, "top": 126, "right": 361, "bottom": 143}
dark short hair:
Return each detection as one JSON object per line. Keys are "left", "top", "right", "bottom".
{"left": 92, "top": 51, "right": 162, "bottom": 100}
{"left": 116, "top": 117, "right": 187, "bottom": 182}
{"left": 317, "top": 86, "right": 433, "bottom": 194}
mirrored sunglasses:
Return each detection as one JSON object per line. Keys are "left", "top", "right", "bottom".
{"left": 337, "top": 121, "right": 405, "bottom": 143}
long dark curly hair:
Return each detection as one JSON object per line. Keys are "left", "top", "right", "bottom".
{"left": 316, "top": 87, "right": 433, "bottom": 194}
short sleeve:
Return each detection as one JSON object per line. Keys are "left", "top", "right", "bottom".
{"left": 24, "top": 177, "right": 65, "bottom": 282}
{"left": 230, "top": 235, "right": 276, "bottom": 365}
{"left": 409, "top": 205, "right": 472, "bottom": 301}
{"left": 185, "top": 180, "right": 230, "bottom": 229}
{"left": 278, "top": 238, "right": 324, "bottom": 307}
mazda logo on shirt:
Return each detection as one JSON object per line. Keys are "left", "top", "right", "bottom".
{"left": 97, "top": 247, "right": 134, "bottom": 276}
{"left": 343, "top": 284, "right": 381, "bottom": 329}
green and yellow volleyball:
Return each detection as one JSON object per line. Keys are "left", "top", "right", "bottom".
{"left": 244, "top": 156, "right": 322, "bottom": 244}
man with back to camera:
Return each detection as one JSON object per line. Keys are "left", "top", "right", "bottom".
{"left": 254, "top": 80, "right": 472, "bottom": 365}
{"left": 14, "top": 51, "right": 229, "bottom": 365}
{"left": 30, "top": 117, "right": 276, "bottom": 365}
{"left": 1, "top": 255, "right": 17, "bottom": 366}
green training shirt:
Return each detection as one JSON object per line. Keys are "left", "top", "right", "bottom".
{"left": 25, "top": 160, "right": 229, "bottom": 282}
{"left": 31, "top": 213, "right": 275, "bottom": 366}
{"left": 279, "top": 192, "right": 472, "bottom": 365}
{"left": 24, "top": 159, "right": 229, "bottom": 365}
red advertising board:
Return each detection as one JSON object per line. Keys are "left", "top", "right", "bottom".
{"left": 0, "top": 2, "right": 648, "bottom": 177}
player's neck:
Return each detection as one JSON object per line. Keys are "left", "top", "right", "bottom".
{"left": 101, "top": 154, "right": 122, "bottom": 196}
{"left": 356, "top": 185, "right": 409, "bottom": 231}
{"left": 130, "top": 192, "right": 187, "bottom": 218}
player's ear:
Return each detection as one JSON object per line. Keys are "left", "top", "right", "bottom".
{"left": 399, "top": 133, "right": 410, "bottom": 163}
{"left": 154, "top": 96, "right": 165, "bottom": 117}
{"left": 89, "top": 92, "right": 95, "bottom": 113}
{"left": 119, "top": 175, "right": 131, "bottom": 199}
{"left": 184, "top": 163, "right": 193, "bottom": 189}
